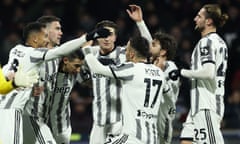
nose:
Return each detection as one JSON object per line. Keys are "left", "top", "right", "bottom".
{"left": 76, "top": 67, "right": 81, "bottom": 73}
{"left": 59, "top": 31, "right": 63, "bottom": 36}
{"left": 194, "top": 16, "right": 197, "bottom": 22}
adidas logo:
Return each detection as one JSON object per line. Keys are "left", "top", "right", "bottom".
{"left": 94, "top": 33, "right": 99, "bottom": 38}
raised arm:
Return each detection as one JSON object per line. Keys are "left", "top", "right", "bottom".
{"left": 82, "top": 47, "right": 114, "bottom": 77}
{"left": 127, "top": 4, "right": 153, "bottom": 42}
{"left": 44, "top": 28, "right": 110, "bottom": 60}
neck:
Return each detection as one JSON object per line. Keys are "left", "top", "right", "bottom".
{"left": 201, "top": 27, "right": 216, "bottom": 37}
{"left": 132, "top": 57, "right": 147, "bottom": 63}
{"left": 100, "top": 47, "right": 115, "bottom": 55}
{"left": 25, "top": 42, "right": 37, "bottom": 48}
{"left": 47, "top": 43, "right": 55, "bottom": 49}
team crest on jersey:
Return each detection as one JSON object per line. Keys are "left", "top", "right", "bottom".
{"left": 200, "top": 46, "right": 209, "bottom": 56}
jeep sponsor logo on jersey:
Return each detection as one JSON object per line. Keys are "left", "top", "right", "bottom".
{"left": 54, "top": 87, "right": 71, "bottom": 94}
{"left": 92, "top": 73, "right": 107, "bottom": 78}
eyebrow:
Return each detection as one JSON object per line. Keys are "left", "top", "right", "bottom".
{"left": 73, "top": 64, "right": 82, "bottom": 67}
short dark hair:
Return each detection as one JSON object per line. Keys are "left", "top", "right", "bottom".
{"left": 22, "top": 22, "right": 46, "bottom": 43}
{"left": 129, "top": 36, "right": 151, "bottom": 59}
{"left": 203, "top": 4, "right": 229, "bottom": 28}
{"left": 37, "top": 15, "right": 61, "bottom": 25}
{"left": 153, "top": 32, "right": 177, "bottom": 60}
{"left": 67, "top": 49, "right": 85, "bottom": 61}
{"left": 95, "top": 20, "right": 118, "bottom": 34}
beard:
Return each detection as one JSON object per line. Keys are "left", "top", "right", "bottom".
{"left": 195, "top": 25, "right": 204, "bottom": 32}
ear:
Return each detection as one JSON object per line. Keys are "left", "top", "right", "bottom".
{"left": 62, "top": 57, "right": 69, "bottom": 64}
{"left": 130, "top": 50, "right": 135, "bottom": 59}
{"left": 159, "top": 49, "right": 167, "bottom": 56}
{"left": 31, "top": 33, "right": 38, "bottom": 43}
{"left": 206, "top": 18, "right": 213, "bottom": 25}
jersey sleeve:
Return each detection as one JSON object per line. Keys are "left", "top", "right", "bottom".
{"left": 44, "top": 36, "right": 86, "bottom": 60}
{"left": 136, "top": 21, "right": 153, "bottom": 43}
{"left": 181, "top": 37, "right": 216, "bottom": 79}
{"left": 83, "top": 49, "right": 114, "bottom": 77}
{"left": 199, "top": 37, "right": 216, "bottom": 65}
{"left": 181, "top": 60, "right": 215, "bottom": 79}
{"left": 83, "top": 47, "right": 134, "bottom": 80}
{"left": 109, "top": 63, "right": 134, "bottom": 81}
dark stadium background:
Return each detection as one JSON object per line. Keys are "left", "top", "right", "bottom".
{"left": 1, "top": 0, "right": 240, "bottom": 143}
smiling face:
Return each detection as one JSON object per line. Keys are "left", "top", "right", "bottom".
{"left": 96, "top": 26, "right": 116, "bottom": 54}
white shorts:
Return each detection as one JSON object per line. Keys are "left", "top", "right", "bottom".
{"left": 22, "top": 115, "right": 56, "bottom": 144}
{"left": 89, "top": 121, "right": 122, "bottom": 144}
{"left": 0, "top": 109, "right": 22, "bottom": 144}
{"left": 181, "top": 110, "right": 224, "bottom": 144}
{"left": 0, "top": 90, "right": 31, "bottom": 110}
{"left": 52, "top": 125, "right": 72, "bottom": 144}
{"left": 105, "top": 133, "right": 143, "bottom": 144}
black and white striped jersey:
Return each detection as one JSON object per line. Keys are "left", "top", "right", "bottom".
{"left": 0, "top": 44, "right": 48, "bottom": 110}
{"left": 110, "top": 62, "right": 166, "bottom": 144}
{"left": 158, "top": 61, "right": 180, "bottom": 120}
{"left": 157, "top": 61, "right": 180, "bottom": 143}
{"left": 23, "top": 59, "right": 60, "bottom": 123}
{"left": 91, "top": 45, "right": 126, "bottom": 125}
{"left": 1, "top": 36, "right": 87, "bottom": 111}
{"left": 190, "top": 33, "right": 228, "bottom": 116}
{"left": 49, "top": 72, "right": 82, "bottom": 134}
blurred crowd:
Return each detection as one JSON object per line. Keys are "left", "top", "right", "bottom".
{"left": 1, "top": 0, "right": 240, "bottom": 135}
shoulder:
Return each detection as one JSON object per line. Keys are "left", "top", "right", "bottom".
{"left": 116, "top": 46, "right": 126, "bottom": 54}
{"left": 91, "top": 45, "right": 100, "bottom": 55}
{"left": 34, "top": 47, "right": 48, "bottom": 52}
{"left": 165, "top": 61, "right": 178, "bottom": 70}
{"left": 117, "top": 62, "right": 134, "bottom": 68}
